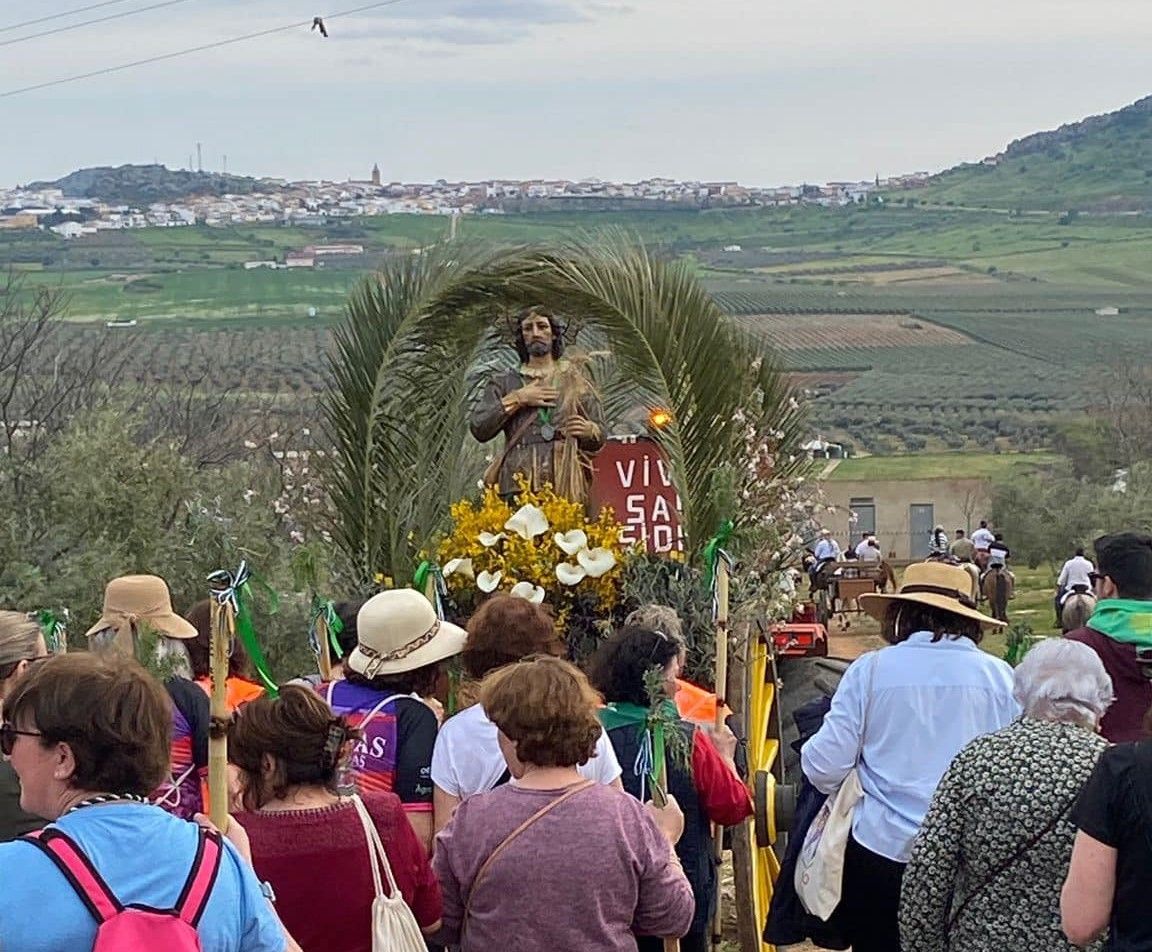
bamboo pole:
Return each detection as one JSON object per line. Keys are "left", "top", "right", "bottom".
{"left": 208, "top": 596, "right": 234, "bottom": 830}
{"left": 712, "top": 556, "right": 731, "bottom": 947}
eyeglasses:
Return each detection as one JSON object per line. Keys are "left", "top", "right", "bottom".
{"left": 0, "top": 723, "right": 42, "bottom": 757}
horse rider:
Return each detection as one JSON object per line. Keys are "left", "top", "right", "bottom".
{"left": 1055, "top": 546, "right": 1095, "bottom": 625}
{"left": 971, "top": 520, "right": 995, "bottom": 570}
{"left": 931, "top": 525, "right": 951, "bottom": 558}
{"left": 950, "top": 529, "right": 976, "bottom": 564}
{"left": 855, "top": 533, "right": 882, "bottom": 562}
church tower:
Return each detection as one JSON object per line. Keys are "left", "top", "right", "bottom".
{"left": 371, "top": 163, "right": 381, "bottom": 187}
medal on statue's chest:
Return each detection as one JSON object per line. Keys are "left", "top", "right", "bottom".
{"left": 540, "top": 423, "right": 556, "bottom": 441}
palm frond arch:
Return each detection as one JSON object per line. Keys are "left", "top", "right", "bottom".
{"left": 322, "top": 236, "right": 802, "bottom": 590}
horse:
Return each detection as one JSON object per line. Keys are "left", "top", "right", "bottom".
{"left": 1061, "top": 589, "right": 1097, "bottom": 634}
{"left": 981, "top": 566, "right": 1013, "bottom": 622}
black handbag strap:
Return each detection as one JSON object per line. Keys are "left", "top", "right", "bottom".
{"left": 947, "top": 795, "right": 1075, "bottom": 929}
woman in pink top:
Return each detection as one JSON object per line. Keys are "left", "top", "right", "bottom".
{"left": 433, "top": 657, "right": 694, "bottom": 951}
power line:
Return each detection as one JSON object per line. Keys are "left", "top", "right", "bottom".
{"left": 0, "top": 0, "right": 416, "bottom": 100}
{"left": 0, "top": 0, "right": 197, "bottom": 49}
{"left": 2, "top": 0, "right": 138, "bottom": 33}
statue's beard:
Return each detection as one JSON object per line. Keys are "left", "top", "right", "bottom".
{"left": 526, "top": 341, "right": 551, "bottom": 357}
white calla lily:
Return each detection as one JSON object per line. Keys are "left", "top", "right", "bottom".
{"left": 478, "top": 531, "right": 505, "bottom": 548}
{"left": 443, "top": 557, "right": 474, "bottom": 580}
{"left": 577, "top": 547, "right": 617, "bottom": 578}
{"left": 504, "top": 504, "right": 550, "bottom": 540}
{"left": 476, "top": 570, "right": 503, "bottom": 593}
{"left": 554, "top": 529, "right": 589, "bottom": 556}
{"left": 510, "top": 581, "right": 546, "bottom": 604}
{"left": 555, "top": 562, "right": 588, "bottom": 586}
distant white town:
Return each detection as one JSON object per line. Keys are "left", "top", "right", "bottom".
{"left": 0, "top": 165, "right": 934, "bottom": 243}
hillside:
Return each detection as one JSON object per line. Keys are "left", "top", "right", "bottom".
{"left": 28, "top": 164, "right": 276, "bottom": 205}
{"left": 901, "top": 95, "right": 1152, "bottom": 212}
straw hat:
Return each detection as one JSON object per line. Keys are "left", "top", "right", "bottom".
{"left": 85, "top": 575, "right": 197, "bottom": 655}
{"left": 858, "top": 562, "right": 1005, "bottom": 629}
{"left": 347, "top": 589, "right": 467, "bottom": 678}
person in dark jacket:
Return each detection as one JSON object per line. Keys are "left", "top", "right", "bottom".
{"left": 589, "top": 626, "right": 752, "bottom": 952}
{"left": 1065, "top": 531, "right": 1152, "bottom": 742}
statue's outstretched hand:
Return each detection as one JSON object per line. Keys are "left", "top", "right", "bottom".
{"left": 513, "top": 383, "right": 558, "bottom": 408}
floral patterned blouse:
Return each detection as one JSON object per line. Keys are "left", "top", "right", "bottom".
{"left": 899, "top": 717, "right": 1108, "bottom": 952}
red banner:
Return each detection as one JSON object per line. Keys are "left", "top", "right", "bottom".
{"left": 590, "top": 437, "right": 684, "bottom": 554}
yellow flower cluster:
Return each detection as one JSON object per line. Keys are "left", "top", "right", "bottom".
{"left": 436, "top": 476, "right": 631, "bottom": 621}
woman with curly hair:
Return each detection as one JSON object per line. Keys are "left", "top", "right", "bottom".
{"left": 232, "top": 686, "right": 442, "bottom": 952}
{"left": 432, "top": 656, "right": 692, "bottom": 951}
{"left": 431, "top": 594, "right": 621, "bottom": 833}
{"left": 589, "top": 626, "right": 752, "bottom": 952}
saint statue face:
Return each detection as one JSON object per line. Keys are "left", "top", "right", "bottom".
{"left": 520, "top": 312, "right": 554, "bottom": 358}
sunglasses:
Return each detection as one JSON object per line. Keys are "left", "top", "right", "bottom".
{"left": 0, "top": 722, "right": 42, "bottom": 757}
{"left": 1089, "top": 573, "right": 1106, "bottom": 586}
{"left": 0, "top": 654, "right": 50, "bottom": 682}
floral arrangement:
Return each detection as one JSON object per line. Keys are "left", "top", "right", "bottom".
{"left": 435, "top": 476, "right": 631, "bottom": 625}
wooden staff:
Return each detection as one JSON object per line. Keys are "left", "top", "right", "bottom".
{"left": 711, "top": 555, "right": 731, "bottom": 947}
{"left": 653, "top": 758, "right": 681, "bottom": 952}
{"left": 208, "top": 594, "right": 235, "bottom": 830}
{"left": 315, "top": 606, "right": 333, "bottom": 682}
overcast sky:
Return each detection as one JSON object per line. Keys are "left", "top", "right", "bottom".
{"left": 2, "top": 0, "right": 1151, "bottom": 186}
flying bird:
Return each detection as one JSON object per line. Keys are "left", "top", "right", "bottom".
{"left": 311, "top": 17, "right": 328, "bottom": 37}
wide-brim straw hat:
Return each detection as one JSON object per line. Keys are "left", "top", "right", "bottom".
{"left": 346, "top": 589, "right": 467, "bottom": 678}
{"left": 859, "top": 562, "right": 1006, "bottom": 630}
{"left": 85, "top": 574, "right": 197, "bottom": 654}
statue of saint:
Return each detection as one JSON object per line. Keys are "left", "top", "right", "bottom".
{"left": 470, "top": 307, "right": 604, "bottom": 504}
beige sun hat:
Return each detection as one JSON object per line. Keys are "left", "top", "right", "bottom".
{"left": 85, "top": 574, "right": 197, "bottom": 655}
{"left": 347, "top": 589, "right": 467, "bottom": 678}
{"left": 858, "top": 561, "right": 1005, "bottom": 630}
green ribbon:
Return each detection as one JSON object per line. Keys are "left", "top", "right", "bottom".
{"left": 309, "top": 597, "right": 345, "bottom": 660}
{"left": 599, "top": 700, "right": 675, "bottom": 795}
{"left": 703, "top": 519, "right": 735, "bottom": 586}
{"left": 207, "top": 561, "right": 280, "bottom": 697}
{"left": 412, "top": 561, "right": 432, "bottom": 594}
{"left": 412, "top": 560, "right": 446, "bottom": 620}
{"left": 34, "top": 609, "right": 68, "bottom": 654}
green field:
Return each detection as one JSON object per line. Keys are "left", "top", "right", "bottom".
{"left": 826, "top": 451, "right": 1063, "bottom": 482}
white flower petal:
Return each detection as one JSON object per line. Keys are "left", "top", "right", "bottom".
{"left": 478, "top": 531, "right": 506, "bottom": 548}
{"left": 443, "top": 557, "right": 474, "bottom": 580}
{"left": 577, "top": 547, "right": 617, "bottom": 578}
{"left": 510, "top": 581, "right": 546, "bottom": 604}
{"left": 554, "top": 529, "right": 589, "bottom": 556}
{"left": 555, "top": 562, "right": 588, "bottom": 586}
{"left": 476, "top": 570, "right": 503, "bottom": 593}
{"left": 504, "top": 504, "right": 550, "bottom": 540}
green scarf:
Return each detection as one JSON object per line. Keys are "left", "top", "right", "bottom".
{"left": 1090, "top": 598, "right": 1152, "bottom": 647}
{"left": 599, "top": 700, "right": 677, "bottom": 793}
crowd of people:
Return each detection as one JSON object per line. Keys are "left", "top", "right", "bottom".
{"left": 784, "top": 529, "right": 1152, "bottom": 952}
{"left": 0, "top": 574, "right": 752, "bottom": 951}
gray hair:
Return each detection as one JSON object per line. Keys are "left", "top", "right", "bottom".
{"left": 623, "top": 604, "right": 685, "bottom": 645}
{"left": 1013, "top": 639, "right": 1114, "bottom": 728}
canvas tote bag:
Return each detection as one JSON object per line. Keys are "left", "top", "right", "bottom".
{"left": 794, "top": 651, "right": 879, "bottom": 920}
{"left": 351, "top": 794, "right": 427, "bottom": 952}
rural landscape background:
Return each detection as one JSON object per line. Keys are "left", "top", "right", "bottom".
{"left": 6, "top": 94, "right": 1152, "bottom": 459}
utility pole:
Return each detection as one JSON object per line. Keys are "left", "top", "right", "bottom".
{"left": 196, "top": 142, "right": 202, "bottom": 173}
{"left": 223, "top": 154, "right": 228, "bottom": 174}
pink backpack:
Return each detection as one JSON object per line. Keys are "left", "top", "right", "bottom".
{"left": 25, "top": 826, "right": 223, "bottom": 950}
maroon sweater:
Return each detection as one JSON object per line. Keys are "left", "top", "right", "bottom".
{"left": 239, "top": 792, "right": 441, "bottom": 951}
{"left": 1065, "top": 625, "right": 1152, "bottom": 742}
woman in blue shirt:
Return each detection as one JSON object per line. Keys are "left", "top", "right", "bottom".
{"left": 0, "top": 652, "right": 296, "bottom": 952}
{"left": 801, "top": 562, "right": 1018, "bottom": 952}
